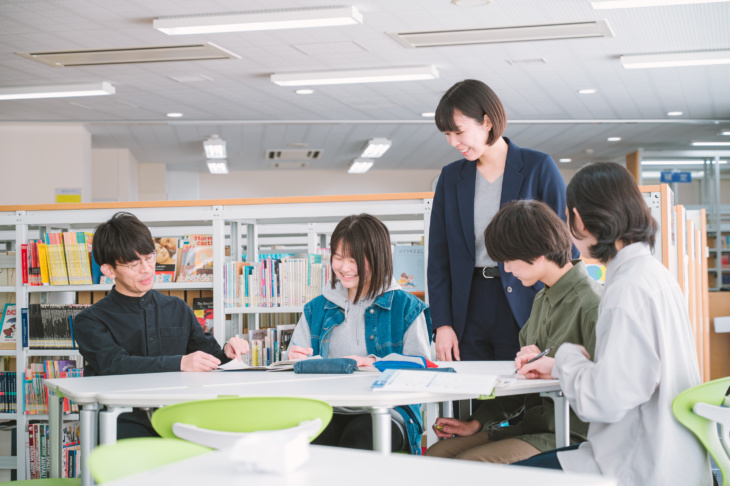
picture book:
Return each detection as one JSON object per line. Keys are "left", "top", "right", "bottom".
{"left": 192, "top": 297, "right": 214, "bottom": 334}
{"left": 0, "top": 303, "right": 16, "bottom": 350}
{"left": 393, "top": 245, "right": 425, "bottom": 292}
{"left": 177, "top": 246, "right": 213, "bottom": 282}
{"left": 153, "top": 237, "right": 178, "bottom": 283}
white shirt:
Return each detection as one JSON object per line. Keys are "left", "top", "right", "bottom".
{"left": 553, "top": 243, "right": 711, "bottom": 486}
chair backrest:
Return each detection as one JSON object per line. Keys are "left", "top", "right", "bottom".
{"left": 150, "top": 396, "right": 333, "bottom": 441}
{"left": 673, "top": 377, "right": 730, "bottom": 486}
{"left": 87, "top": 437, "right": 211, "bottom": 484}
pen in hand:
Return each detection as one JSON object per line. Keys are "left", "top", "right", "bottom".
{"left": 514, "top": 346, "right": 554, "bottom": 375}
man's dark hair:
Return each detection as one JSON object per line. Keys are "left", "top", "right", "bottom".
{"left": 329, "top": 214, "right": 393, "bottom": 303}
{"left": 484, "top": 200, "right": 572, "bottom": 267}
{"left": 92, "top": 212, "right": 155, "bottom": 267}
{"left": 566, "top": 162, "right": 657, "bottom": 264}
{"left": 434, "top": 79, "right": 507, "bottom": 146}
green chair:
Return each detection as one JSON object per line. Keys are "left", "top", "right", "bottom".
{"left": 150, "top": 396, "right": 333, "bottom": 445}
{"left": 672, "top": 377, "right": 730, "bottom": 486}
{"left": 87, "top": 437, "right": 211, "bottom": 484}
{"left": 12, "top": 479, "right": 81, "bottom": 485}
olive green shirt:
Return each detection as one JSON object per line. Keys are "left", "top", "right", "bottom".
{"left": 470, "top": 260, "right": 602, "bottom": 452}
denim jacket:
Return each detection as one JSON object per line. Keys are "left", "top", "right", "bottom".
{"left": 303, "top": 288, "right": 432, "bottom": 454}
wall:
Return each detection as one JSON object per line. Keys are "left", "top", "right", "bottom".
{"left": 194, "top": 169, "right": 442, "bottom": 199}
{"left": 0, "top": 124, "right": 91, "bottom": 205}
{"left": 91, "top": 148, "right": 139, "bottom": 202}
{"left": 138, "top": 163, "right": 167, "bottom": 201}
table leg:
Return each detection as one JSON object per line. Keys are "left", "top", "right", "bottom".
{"left": 99, "top": 406, "right": 133, "bottom": 445}
{"left": 458, "top": 399, "right": 472, "bottom": 419}
{"left": 425, "top": 402, "right": 440, "bottom": 447}
{"left": 80, "top": 403, "right": 100, "bottom": 486}
{"left": 48, "top": 393, "right": 63, "bottom": 478}
{"left": 370, "top": 407, "right": 392, "bottom": 454}
{"left": 441, "top": 400, "right": 454, "bottom": 418}
{"left": 541, "top": 391, "right": 570, "bottom": 448}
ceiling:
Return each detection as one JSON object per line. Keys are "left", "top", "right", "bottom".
{"left": 1, "top": 0, "right": 729, "bottom": 173}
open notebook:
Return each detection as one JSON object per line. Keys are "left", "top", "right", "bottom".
{"left": 216, "top": 356, "right": 322, "bottom": 372}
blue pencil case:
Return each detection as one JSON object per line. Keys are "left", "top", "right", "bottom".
{"left": 294, "top": 358, "right": 358, "bottom": 374}
{"left": 372, "top": 354, "right": 428, "bottom": 372}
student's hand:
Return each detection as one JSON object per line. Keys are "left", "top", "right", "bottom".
{"left": 344, "top": 355, "right": 376, "bottom": 367}
{"left": 224, "top": 336, "right": 250, "bottom": 361}
{"left": 287, "top": 345, "right": 313, "bottom": 360}
{"left": 435, "top": 326, "right": 460, "bottom": 362}
{"left": 181, "top": 351, "right": 221, "bottom": 372}
{"left": 432, "top": 417, "right": 481, "bottom": 439}
{"left": 516, "top": 344, "right": 541, "bottom": 360}
{"left": 573, "top": 345, "right": 591, "bottom": 360}
{"left": 516, "top": 354, "right": 555, "bottom": 380}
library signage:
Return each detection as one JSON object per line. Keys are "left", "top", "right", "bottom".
{"left": 660, "top": 171, "right": 692, "bottom": 183}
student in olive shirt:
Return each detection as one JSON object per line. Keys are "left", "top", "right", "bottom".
{"left": 425, "top": 200, "right": 602, "bottom": 464}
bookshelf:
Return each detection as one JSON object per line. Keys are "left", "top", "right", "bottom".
{"left": 0, "top": 193, "right": 432, "bottom": 480}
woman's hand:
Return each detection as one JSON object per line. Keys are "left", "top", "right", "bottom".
{"left": 287, "top": 345, "right": 313, "bottom": 360}
{"left": 223, "top": 336, "right": 250, "bottom": 361}
{"left": 435, "top": 326, "right": 460, "bottom": 361}
{"left": 432, "top": 417, "right": 481, "bottom": 439}
{"left": 344, "top": 355, "right": 376, "bottom": 367}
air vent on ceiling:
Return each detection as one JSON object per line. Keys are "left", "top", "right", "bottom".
{"left": 506, "top": 58, "right": 547, "bottom": 65}
{"left": 266, "top": 149, "right": 323, "bottom": 160}
{"left": 16, "top": 43, "right": 239, "bottom": 67}
{"left": 390, "top": 21, "right": 613, "bottom": 48}
{"left": 270, "top": 162, "right": 310, "bottom": 169}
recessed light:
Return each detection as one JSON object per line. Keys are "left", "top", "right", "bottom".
{"left": 667, "top": 111, "right": 683, "bottom": 116}
{"left": 348, "top": 158, "right": 374, "bottom": 174}
{"left": 692, "top": 141, "right": 730, "bottom": 146}
{"left": 0, "top": 81, "right": 115, "bottom": 100}
{"left": 620, "top": 50, "right": 730, "bottom": 69}
{"left": 721, "top": 130, "right": 730, "bottom": 136}
{"left": 607, "top": 137, "right": 621, "bottom": 142}
{"left": 421, "top": 112, "right": 435, "bottom": 117}
{"left": 166, "top": 112, "right": 183, "bottom": 118}
{"left": 271, "top": 65, "right": 439, "bottom": 86}
{"left": 295, "top": 89, "right": 314, "bottom": 95}
{"left": 593, "top": 0, "right": 730, "bottom": 9}
{"left": 578, "top": 89, "right": 597, "bottom": 94}
{"left": 559, "top": 158, "right": 572, "bottom": 163}
{"left": 451, "top": 0, "right": 492, "bottom": 6}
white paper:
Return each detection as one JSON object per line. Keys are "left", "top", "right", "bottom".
{"left": 371, "top": 369, "right": 498, "bottom": 395}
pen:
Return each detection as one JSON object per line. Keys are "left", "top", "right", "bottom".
{"left": 514, "top": 346, "right": 554, "bottom": 374}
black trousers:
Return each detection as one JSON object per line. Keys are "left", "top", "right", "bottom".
{"left": 117, "top": 409, "right": 160, "bottom": 440}
{"left": 458, "top": 274, "right": 521, "bottom": 361}
{"left": 311, "top": 413, "right": 405, "bottom": 452}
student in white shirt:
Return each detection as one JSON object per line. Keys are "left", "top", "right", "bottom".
{"left": 513, "top": 162, "right": 711, "bottom": 486}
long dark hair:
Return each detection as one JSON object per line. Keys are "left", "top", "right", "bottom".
{"left": 329, "top": 214, "right": 393, "bottom": 302}
{"left": 566, "top": 162, "right": 657, "bottom": 263}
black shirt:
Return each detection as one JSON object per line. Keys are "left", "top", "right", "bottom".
{"left": 73, "top": 286, "right": 228, "bottom": 376}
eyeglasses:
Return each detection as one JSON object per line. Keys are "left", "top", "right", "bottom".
{"left": 116, "top": 252, "right": 157, "bottom": 272}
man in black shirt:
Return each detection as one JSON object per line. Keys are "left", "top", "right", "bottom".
{"left": 74, "top": 212, "right": 249, "bottom": 438}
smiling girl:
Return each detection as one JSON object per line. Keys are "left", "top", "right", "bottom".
{"left": 288, "top": 213, "right": 431, "bottom": 454}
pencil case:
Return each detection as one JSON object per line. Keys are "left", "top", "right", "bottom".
{"left": 294, "top": 358, "right": 358, "bottom": 374}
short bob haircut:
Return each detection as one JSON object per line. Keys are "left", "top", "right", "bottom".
{"left": 434, "top": 79, "right": 507, "bottom": 146}
{"left": 92, "top": 212, "right": 155, "bottom": 268}
{"left": 484, "top": 200, "right": 572, "bottom": 267}
{"left": 566, "top": 162, "right": 657, "bottom": 264}
{"left": 329, "top": 214, "right": 393, "bottom": 303}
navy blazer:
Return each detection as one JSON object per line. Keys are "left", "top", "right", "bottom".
{"left": 427, "top": 138, "right": 574, "bottom": 341}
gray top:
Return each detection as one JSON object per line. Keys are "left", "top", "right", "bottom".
{"left": 474, "top": 172, "right": 503, "bottom": 267}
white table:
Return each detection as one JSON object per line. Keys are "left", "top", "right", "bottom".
{"left": 45, "top": 361, "right": 566, "bottom": 486}
{"left": 104, "top": 445, "right": 616, "bottom": 486}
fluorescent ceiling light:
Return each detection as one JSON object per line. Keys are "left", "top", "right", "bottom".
{"left": 667, "top": 111, "right": 683, "bottom": 116}
{"left": 295, "top": 89, "right": 314, "bottom": 95}
{"left": 271, "top": 65, "right": 439, "bottom": 86}
{"left": 722, "top": 131, "right": 730, "bottom": 136}
{"left": 167, "top": 112, "right": 183, "bottom": 118}
{"left": 578, "top": 89, "right": 597, "bottom": 94}
{"left": 207, "top": 160, "right": 229, "bottom": 174}
{"left": 452, "top": 0, "right": 492, "bottom": 5}
{"left": 559, "top": 158, "right": 572, "bottom": 163}
{"left": 421, "top": 112, "right": 435, "bottom": 117}
{"left": 620, "top": 50, "right": 730, "bottom": 69}
{"left": 390, "top": 21, "right": 613, "bottom": 48}
{"left": 154, "top": 6, "right": 362, "bottom": 35}
{"left": 348, "top": 158, "right": 374, "bottom": 174}
{"left": 361, "top": 138, "right": 392, "bottom": 158}
{"left": 0, "top": 81, "right": 114, "bottom": 100}
{"left": 607, "top": 137, "right": 621, "bottom": 142}
{"left": 204, "top": 134, "right": 227, "bottom": 158}
{"left": 692, "top": 141, "right": 730, "bottom": 146}
{"left": 592, "top": 0, "right": 730, "bottom": 9}
{"left": 642, "top": 160, "right": 727, "bottom": 165}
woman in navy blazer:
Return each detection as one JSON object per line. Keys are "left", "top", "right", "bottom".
{"left": 428, "top": 79, "right": 572, "bottom": 362}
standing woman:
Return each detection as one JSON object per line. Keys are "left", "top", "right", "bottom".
{"left": 428, "top": 79, "right": 573, "bottom": 362}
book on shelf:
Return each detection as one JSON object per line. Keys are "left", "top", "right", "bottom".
{"left": 181, "top": 234, "right": 213, "bottom": 247}
{"left": 276, "top": 323, "right": 296, "bottom": 362}
{"left": 192, "top": 297, "right": 213, "bottom": 334}
{"left": 26, "top": 420, "right": 80, "bottom": 479}
{"left": 371, "top": 369, "right": 499, "bottom": 395}
{"left": 393, "top": 245, "right": 425, "bottom": 292}
{"left": 153, "top": 237, "right": 179, "bottom": 283}
{"left": 0, "top": 371, "right": 17, "bottom": 413}
{"left": 0, "top": 303, "right": 16, "bottom": 350}
{"left": 27, "top": 304, "right": 89, "bottom": 349}
{"left": 177, "top": 246, "right": 213, "bottom": 282}
{"left": 23, "top": 359, "right": 83, "bottom": 415}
